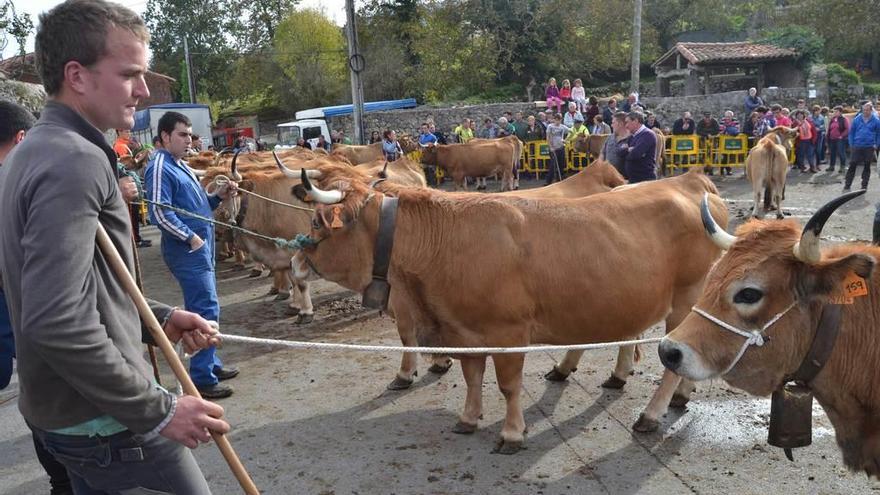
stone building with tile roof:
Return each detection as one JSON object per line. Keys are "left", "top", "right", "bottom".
{"left": 652, "top": 42, "right": 803, "bottom": 96}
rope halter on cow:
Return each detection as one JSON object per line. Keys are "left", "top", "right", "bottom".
{"left": 691, "top": 302, "right": 797, "bottom": 376}
{"left": 698, "top": 189, "right": 868, "bottom": 377}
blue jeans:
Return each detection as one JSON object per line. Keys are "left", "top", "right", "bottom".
{"left": 0, "top": 289, "right": 13, "bottom": 389}
{"left": 829, "top": 139, "right": 847, "bottom": 169}
{"left": 796, "top": 140, "right": 815, "bottom": 169}
{"left": 814, "top": 131, "right": 825, "bottom": 163}
{"left": 31, "top": 426, "right": 210, "bottom": 494}
{"left": 163, "top": 237, "right": 223, "bottom": 388}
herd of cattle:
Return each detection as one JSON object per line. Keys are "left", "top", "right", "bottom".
{"left": 163, "top": 134, "right": 880, "bottom": 477}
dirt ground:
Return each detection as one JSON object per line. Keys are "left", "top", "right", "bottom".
{"left": 2, "top": 166, "right": 880, "bottom": 494}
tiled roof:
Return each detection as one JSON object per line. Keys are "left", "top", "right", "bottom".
{"left": 654, "top": 42, "right": 798, "bottom": 68}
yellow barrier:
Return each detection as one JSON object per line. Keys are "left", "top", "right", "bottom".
{"left": 565, "top": 142, "right": 591, "bottom": 171}
{"left": 710, "top": 134, "right": 749, "bottom": 168}
{"left": 667, "top": 135, "right": 702, "bottom": 169}
{"left": 523, "top": 140, "right": 551, "bottom": 178}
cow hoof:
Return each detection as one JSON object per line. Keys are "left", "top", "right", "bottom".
{"left": 543, "top": 367, "right": 570, "bottom": 382}
{"left": 286, "top": 306, "right": 301, "bottom": 316}
{"left": 669, "top": 393, "right": 690, "bottom": 409}
{"left": 386, "top": 376, "right": 414, "bottom": 390}
{"left": 296, "top": 313, "right": 314, "bottom": 325}
{"left": 601, "top": 375, "right": 627, "bottom": 389}
{"left": 248, "top": 268, "right": 263, "bottom": 278}
{"left": 632, "top": 413, "right": 659, "bottom": 433}
{"left": 274, "top": 292, "right": 290, "bottom": 301}
{"left": 776, "top": 213, "right": 785, "bottom": 220}
{"left": 452, "top": 421, "right": 478, "bottom": 435}
{"left": 267, "top": 287, "right": 280, "bottom": 295}
{"left": 492, "top": 438, "right": 523, "bottom": 455}
{"left": 427, "top": 362, "right": 453, "bottom": 375}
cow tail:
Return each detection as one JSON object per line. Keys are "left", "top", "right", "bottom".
{"left": 761, "top": 140, "right": 777, "bottom": 210}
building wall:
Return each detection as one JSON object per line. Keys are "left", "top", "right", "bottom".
{"left": 138, "top": 73, "right": 175, "bottom": 110}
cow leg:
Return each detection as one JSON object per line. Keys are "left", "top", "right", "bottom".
{"left": 289, "top": 271, "right": 314, "bottom": 324}
{"left": 493, "top": 353, "right": 526, "bottom": 454}
{"left": 634, "top": 286, "right": 699, "bottom": 432}
{"left": 388, "top": 312, "right": 419, "bottom": 390}
{"left": 773, "top": 188, "right": 784, "bottom": 220}
{"left": 544, "top": 350, "right": 583, "bottom": 382}
{"left": 272, "top": 269, "right": 291, "bottom": 300}
{"left": 454, "top": 356, "right": 486, "bottom": 434}
{"left": 752, "top": 184, "right": 763, "bottom": 218}
{"left": 602, "top": 344, "right": 636, "bottom": 389}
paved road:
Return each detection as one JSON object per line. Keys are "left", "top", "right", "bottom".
{"left": 2, "top": 167, "right": 878, "bottom": 494}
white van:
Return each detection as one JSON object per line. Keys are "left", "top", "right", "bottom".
{"left": 275, "top": 119, "right": 331, "bottom": 150}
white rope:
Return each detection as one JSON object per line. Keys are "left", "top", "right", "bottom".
{"left": 208, "top": 175, "right": 314, "bottom": 212}
{"left": 218, "top": 333, "right": 662, "bottom": 354}
{"left": 691, "top": 301, "right": 797, "bottom": 375}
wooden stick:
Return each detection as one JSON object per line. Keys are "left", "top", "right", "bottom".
{"left": 96, "top": 224, "right": 259, "bottom": 495}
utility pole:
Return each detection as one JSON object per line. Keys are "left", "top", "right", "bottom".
{"left": 630, "top": 0, "right": 642, "bottom": 95}
{"left": 183, "top": 37, "right": 196, "bottom": 104}
{"left": 345, "top": 0, "right": 365, "bottom": 145}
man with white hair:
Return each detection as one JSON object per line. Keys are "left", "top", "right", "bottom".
{"left": 744, "top": 87, "right": 763, "bottom": 120}
{"left": 622, "top": 92, "right": 639, "bottom": 112}
{"left": 562, "top": 102, "right": 584, "bottom": 127}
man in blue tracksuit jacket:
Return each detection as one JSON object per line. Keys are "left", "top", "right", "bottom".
{"left": 844, "top": 102, "right": 880, "bottom": 191}
{"left": 145, "top": 111, "right": 240, "bottom": 398}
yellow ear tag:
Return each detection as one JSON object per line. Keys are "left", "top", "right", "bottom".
{"left": 330, "top": 206, "right": 344, "bottom": 229}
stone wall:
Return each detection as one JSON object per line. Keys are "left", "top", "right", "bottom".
{"left": 320, "top": 87, "right": 817, "bottom": 138}
{"left": 0, "top": 72, "right": 45, "bottom": 114}
{"left": 328, "top": 101, "right": 544, "bottom": 138}
{"left": 641, "top": 86, "right": 818, "bottom": 125}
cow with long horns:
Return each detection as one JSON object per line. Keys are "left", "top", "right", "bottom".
{"left": 289, "top": 167, "right": 728, "bottom": 453}
{"left": 659, "top": 190, "right": 880, "bottom": 477}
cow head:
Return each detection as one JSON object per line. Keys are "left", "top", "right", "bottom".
{"left": 289, "top": 166, "right": 382, "bottom": 292}
{"left": 572, "top": 133, "right": 591, "bottom": 154}
{"left": 660, "top": 191, "right": 874, "bottom": 396}
{"left": 398, "top": 134, "right": 419, "bottom": 154}
{"left": 766, "top": 126, "right": 798, "bottom": 153}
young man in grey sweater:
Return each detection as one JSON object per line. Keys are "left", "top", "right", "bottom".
{"left": 0, "top": 1, "right": 236, "bottom": 492}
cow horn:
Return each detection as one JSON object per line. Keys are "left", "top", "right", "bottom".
{"left": 188, "top": 167, "right": 206, "bottom": 177}
{"left": 793, "top": 189, "right": 866, "bottom": 263}
{"left": 231, "top": 150, "right": 242, "bottom": 181}
{"left": 273, "top": 150, "right": 322, "bottom": 179}
{"left": 701, "top": 192, "right": 737, "bottom": 250}
{"left": 378, "top": 160, "right": 389, "bottom": 179}
{"left": 300, "top": 168, "right": 344, "bottom": 204}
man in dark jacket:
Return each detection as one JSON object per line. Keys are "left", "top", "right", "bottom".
{"left": 0, "top": 2, "right": 230, "bottom": 493}
{"left": 620, "top": 111, "right": 657, "bottom": 183}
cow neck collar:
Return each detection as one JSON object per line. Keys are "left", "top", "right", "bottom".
{"left": 361, "top": 195, "right": 399, "bottom": 310}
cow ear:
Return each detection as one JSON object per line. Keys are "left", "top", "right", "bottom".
{"left": 801, "top": 253, "right": 875, "bottom": 299}
{"left": 291, "top": 184, "right": 310, "bottom": 202}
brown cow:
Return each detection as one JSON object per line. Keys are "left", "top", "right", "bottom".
{"left": 659, "top": 191, "right": 880, "bottom": 477}
{"left": 505, "top": 160, "right": 624, "bottom": 199}
{"left": 419, "top": 136, "right": 522, "bottom": 191}
{"left": 745, "top": 132, "right": 792, "bottom": 219}
{"left": 331, "top": 142, "right": 384, "bottom": 165}
{"left": 290, "top": 169, "right": 728, "bottom": 452}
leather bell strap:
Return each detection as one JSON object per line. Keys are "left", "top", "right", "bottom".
{"left": 370, "top": 196, "right": 399, "bottom": 288}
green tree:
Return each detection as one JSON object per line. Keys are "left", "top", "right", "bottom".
{"left": 273, "top": 8, "right": 347, "bottom": 110}
{"left": 792, "top": 0, "right": 880, "bottom": 71}
{"left": 144, "top": 0, "right": 239, "bottom": 100}
{"left": 0, "top": 1, "right": 33, "bottom": 58}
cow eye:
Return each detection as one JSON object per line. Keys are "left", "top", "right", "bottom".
{"left": 311, "top": 217, "right": 322, "bottom": 230}
{"left": 733, "top": 288, "right": 763, "bottom": 304}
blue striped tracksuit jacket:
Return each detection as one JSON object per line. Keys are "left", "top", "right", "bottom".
{"left": 144, "top": 149, "right": 224, "bottom": 387}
